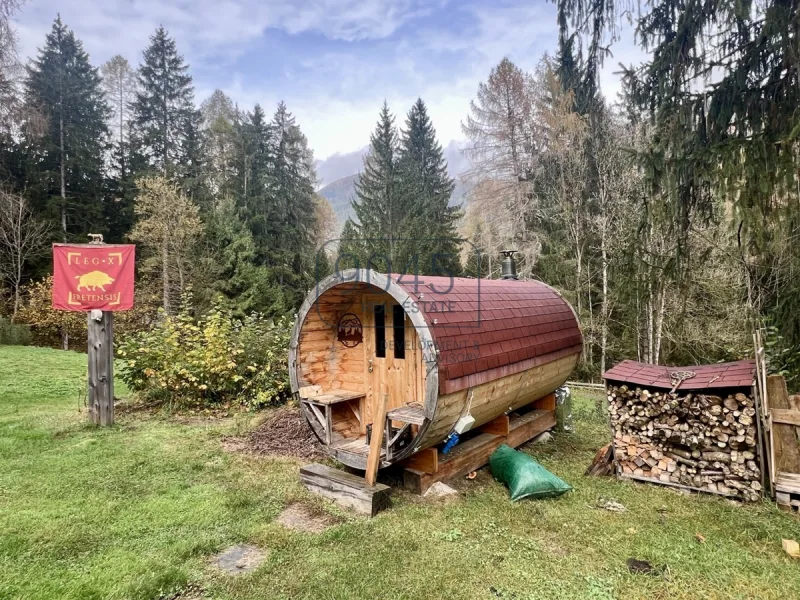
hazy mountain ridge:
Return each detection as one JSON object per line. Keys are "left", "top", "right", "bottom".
{"left": 318, "top": 174, "right": 471, "bottom": 228}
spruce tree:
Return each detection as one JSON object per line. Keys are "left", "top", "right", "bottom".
{"left": 23, "top": 16, "right": 109, "bottom": 241}
{"left": 337, "top": 218, "right": 364, "bottom": 270}
{"left": 132, "top": 26, "right": 198, "bottom": 178}
{"left": 201, "top": 197, "right": 276, "bottom": 316}
{"left": 101, "top": 55, "right": 137, "bottom": 242}
{"left": 397, "top": 98, "right": 462, "bottom": 276}
{"left": 350, "top": 102, "right": 407, "bottom": 272}
{"left": 263, "top": 102, "right": 317, "bottom": 308}
{"left": 238, "top": 103, "right": 271, "bottom": 215}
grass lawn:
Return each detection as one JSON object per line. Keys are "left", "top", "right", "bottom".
{"left": 1, "top": 345, "right": 799, "bottom": 600}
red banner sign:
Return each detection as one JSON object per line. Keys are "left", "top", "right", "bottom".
{"left": 52, "top": 244, "right": 135, "bottom": 311}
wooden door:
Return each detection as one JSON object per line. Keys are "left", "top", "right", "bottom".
{"left": 362, "top": 294, "right": 419, "bottom": 429}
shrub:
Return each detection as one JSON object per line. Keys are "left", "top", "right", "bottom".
{"left": 117, "top": 298, "right": 293, "bottom": 409}
{"left": 0, "top": 316, "right": 32, "bottom": 345}
{"left": 17, "top": 276, "right": 161, "bottom": 349}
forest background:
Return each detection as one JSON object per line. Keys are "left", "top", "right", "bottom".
{"left": 1, "top": 0, "right": 797, "bottom": 394}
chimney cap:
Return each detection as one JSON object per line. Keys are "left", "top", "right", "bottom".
{"left": 500, "top": 250, "right": 518, "bottom": 280}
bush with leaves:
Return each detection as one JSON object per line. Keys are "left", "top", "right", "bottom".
{"left": 17, "top": 276, "right": 160, "bottom": 349}
{"left": 117, "top": 296, "right": 293, "bottom": 408}
{"left": 0, "top": 316, "right": 32, "bottom": 345}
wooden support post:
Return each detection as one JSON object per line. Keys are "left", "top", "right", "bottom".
{"left": 479, "top": 414, "right": 510, "bottom": 436}
{"left": 402, "top": 447, "right": 438, "bottom": 474}
{"left": 365, "top": 392, "right": 388, "bottom": 486}
{"left": 87, "top": 309, "right": 114, "bottom": 426}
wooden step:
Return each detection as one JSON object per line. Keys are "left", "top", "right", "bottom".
{"left": 386, "top": 403, "right": 425, "bottom": 425}
{"left": 300, "top": 463, "right": 391, "bottom": 517}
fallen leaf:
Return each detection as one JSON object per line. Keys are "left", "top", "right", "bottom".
{"left": 597, "top": 498, "right": 626, "bottom": 512}
{"left": 783, "top": 539, "right": 800, "bottom": 559}
{"left": 466, "top": 471, "right": 477, "bottom": 480}
{"left": 627, "top": 527, "right": 637, "bottom": 535}
{"left": 695, "top": 532, "right": 706, "bottom": 544}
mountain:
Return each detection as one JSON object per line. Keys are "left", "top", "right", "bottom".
{"left": 318, "top": 173, "right": 471, "bottom": 228}
{"left": 317, "top": 174, "right": 360, "bottom": 225}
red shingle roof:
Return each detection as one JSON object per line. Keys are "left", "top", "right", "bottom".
{"left": 392, "top": 276, "right": 583, "bottom": 395}
{"left": 602, "top": 359, "right": 755, "bottom": 390}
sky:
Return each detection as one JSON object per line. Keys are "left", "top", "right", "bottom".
{"left": 14, "top": 0, "right": 645, "bottom": 185}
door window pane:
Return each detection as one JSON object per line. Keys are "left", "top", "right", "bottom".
{"left": 374, "top": 305, "right": 386, "bottom": 358}
{"left": 393, "top": 305, "right": 406, "bottom": 359}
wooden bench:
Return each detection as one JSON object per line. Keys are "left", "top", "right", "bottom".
{"left": 299, "top": 387, "right": 366, "bottom": 445}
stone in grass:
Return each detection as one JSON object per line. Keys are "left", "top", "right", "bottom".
{"left": 276, "top": 503, "right": 338, "bottom": 533}
{"left": 424, "top": 482, "right": 459, "bottom": 498}
{"left": 212, "top": 544, "right": 267, "bottom": 575}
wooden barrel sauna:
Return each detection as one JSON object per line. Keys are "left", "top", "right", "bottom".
{"left": 289, "top": 269, "right": 582, "bottom": 469}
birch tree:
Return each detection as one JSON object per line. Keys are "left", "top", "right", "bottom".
{"left": 130, "top": 176, "right": 203, "bottom": 313}
{"left": 0, "top": 189, "right": 51, "bottom": 320}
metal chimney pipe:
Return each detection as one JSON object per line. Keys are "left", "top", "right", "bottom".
{"left": 500, "top": 250, "right": 518, "bottom": 280}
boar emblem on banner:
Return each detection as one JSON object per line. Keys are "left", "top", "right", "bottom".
{"left": 75, "top": 271, "right": 116, "bottom": 292}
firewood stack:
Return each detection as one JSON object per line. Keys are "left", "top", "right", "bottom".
{"left": 608, "top": 385, "right": 762, "bottom": 501}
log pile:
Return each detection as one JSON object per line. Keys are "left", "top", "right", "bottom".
{"left": 608, "top": 385, "right": 762, "bottom": 501}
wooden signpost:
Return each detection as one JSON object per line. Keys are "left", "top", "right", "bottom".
{"left": 52, "top": 235, "right": 135, "bottom": 427}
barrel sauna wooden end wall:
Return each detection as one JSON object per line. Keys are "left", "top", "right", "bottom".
{"left": 289, "top": 270, "right": 583, "bottom": 470}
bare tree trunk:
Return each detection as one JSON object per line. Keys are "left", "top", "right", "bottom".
{"left": 646, "top": 272, "right": 654, "bottom": 364}
{"left": 654, "top": 285, "right": 667, "bottom": 364}
{"left": 162, "top": 240, "right": 170, "bottom": 314}
{"left": 600, "top": 220, "right": 609, "bottom": 375}
{"left": 59, "top": 109, "right": 66, "bottom": 242}
{"left": 636, "top": 283, "right": 642, "bottom": 362}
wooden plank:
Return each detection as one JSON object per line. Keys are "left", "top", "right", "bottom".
{"left": 402, "top": 447, "right": 438, "bottom": 474}
{"left": 506, "top": 409, "right": 557, "bottom": 447}
{"left": 365, "top": 392, "right": 388, "bottom": 486}
{"left": 771, "top": 408, "right": 800, "bottom": 427}
{"left": 404, "top": 409, "right": 556, "bottom": 494}
{"left": 619, "top": 474, "right": 737, "bottom": 498}
{"left": 386, "top": 404, "right": 425, "bottom": 426}
{"left": 87, "top": 310, "right": 114, "bottom": 426}
{"left": 776, "top": 472, "right": 800, "bottom": 494}
{"left": 767, "top": 375, "right": 800, "bottom": 483}
{"left": 532, "top": 393, "right": 556, "bottom": 411}
{"left": 298, "top": 385, "right": 322, "bottom": 399}
{"left": 312, "top": 389, "right": 366, "bottom": 405}
{"left": 300, "top": 463, "right": 391, "bottom": 517}
{"left": 479, "top": 414, "right": 510, "bottom": 436}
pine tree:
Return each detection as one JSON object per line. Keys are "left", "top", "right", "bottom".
{"left": 132, "top": 26, "right": 198, "bottom": 179}
{"left": 238, "top": 103, "right": 271, "bottom": 214}
{"left": 101, "top": 55, "right": 137, "bottom": 242}
{"left": 397, "top": 98, "right": 462, "bottom": 276}
{"left": 350, "top": 102, "right": 407, "bottom": 272}
{"left": 261, "top": 102, "right": 317, "bottom": 308}
{"left": 201, "top": 196, "right": 275, "bottom": 316}
{"left": 200, "top": 89, "right": 237, "bottom": 201}
{"left": 23, "top": 16, "right": 109, "bottom": 241}
{"left": 337, "top": 218, "right": 364, "bottom": 270}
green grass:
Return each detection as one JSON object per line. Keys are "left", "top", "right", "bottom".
{"left": 1, "top": 345, "right": 799, "bottom": 600}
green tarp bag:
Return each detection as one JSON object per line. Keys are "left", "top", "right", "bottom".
{"left": 489, "top": 444, "right": 572, "bottom": 501}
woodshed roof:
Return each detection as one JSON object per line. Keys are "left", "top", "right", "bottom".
{"left": 394, "top": 276, "right": 583, "bottom": 395}
{"left": 602, "top": 359, "right": 756, "bottom": 390}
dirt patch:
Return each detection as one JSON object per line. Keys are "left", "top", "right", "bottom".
{"left": 226, "top": 406, "right": 325, "bottom": 460}
{"left": 276, "top": 503, "right": 339, "bottom": 533}
{"left": 211, "top": 544, "right": 268, "bottom": 575}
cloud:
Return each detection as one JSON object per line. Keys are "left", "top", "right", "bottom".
{"left": 15, "top": 0, "right": 644, "bottom": 164}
